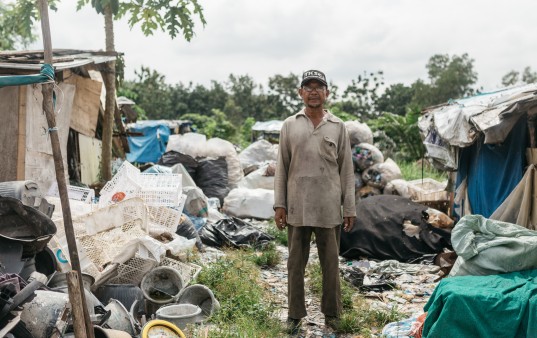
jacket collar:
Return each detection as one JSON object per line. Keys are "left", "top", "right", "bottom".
{"left": 296, "top": 108, "right": 338, "bottom": 123}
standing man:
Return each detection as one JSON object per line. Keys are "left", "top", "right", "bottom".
{"left": 274, "top": 69, "right": 356, "bottom": 335}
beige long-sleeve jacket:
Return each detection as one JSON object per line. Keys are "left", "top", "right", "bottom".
{"left": 274, "top": 109, "right": 356, "bottom": 227}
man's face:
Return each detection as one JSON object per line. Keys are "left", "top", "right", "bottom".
{"left": 299, "top": 80, "right": 329, "bottom": 109}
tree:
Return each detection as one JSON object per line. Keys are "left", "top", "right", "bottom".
{"left": 0, "top": 0, "right": 58, "bottom": 50}
{"left": 415, "top": 53, "right": 478, "bottom": 107}
{"left": 267, "top": 73, "right": 302, "bottom": 117}
{"left": 375, "top": 83, "right": 415, "bottom": 116}
{"left": 340, "top": 70, "right": 385, "bottom": 121}
{"left": 120, "top": 66, "right": 173, "bottom": 119}
{"left": 76, "top": 0, "right": 206, "bottom": 181}
{"left": 502, "top": 67, "right": 537, "bottom": 86}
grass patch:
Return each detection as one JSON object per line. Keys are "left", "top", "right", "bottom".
{"left": 193, "top": 251, "right": 285, "bottom": 337}
{"left": 398, "top": 160, "right": 447, "bottom": 182}
{"left": 266, "top": 219, "right": 288, "bottom": 246}
{"left": 306, "top": 262, "right": 406, "bottom": 335}
{"left": 249, "top": 242, "right": 281, "bottom": 268}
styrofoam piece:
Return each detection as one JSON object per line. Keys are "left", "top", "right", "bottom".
{"left": 47, "top": 182, "right": 95, "bottom": 203}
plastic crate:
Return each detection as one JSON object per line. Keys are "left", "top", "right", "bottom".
{"left": 138, "top": 173, "right": 183, "bottom": 207}
{"left": 407, "top": 178, "right": 448, "bottom": 202}
{"left": 99, "top": 161, "right": 141, "bottom": 208}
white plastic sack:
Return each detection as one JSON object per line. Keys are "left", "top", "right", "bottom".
{"left": 183, "top": 186, "right": 209, "bottom": 218}
{"left": 345, "top": 121, "right": 373, "bottom": 145}
{"left": 352, "top": 143, "right": 384, "bottom": 171}
{"left": 222, "top": 188, "right": 275, "bottom": 220}
{"left": 383, "top": 179, "right": 412, "bottom": 198}
{"left": 166, "top": 133, "right": 207, "bottom": 158}
{"left": 238, "top": 164, "right": 275, "bottom": 190}
{"left": 362, "top": 158, "right": 402, "bottom": 189}
{"left": 238, "top": 140, "right": 278, "bottom": 170}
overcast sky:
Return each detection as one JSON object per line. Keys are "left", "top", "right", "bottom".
{"left": 33, "top": 0, "right": 537, "bottom": 92}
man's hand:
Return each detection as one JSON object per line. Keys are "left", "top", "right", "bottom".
{"left": 343, "top": 217, "right": 356, "bottom": 232}
{"left": 274, "top": 207, "right": 287, "bottom": 230}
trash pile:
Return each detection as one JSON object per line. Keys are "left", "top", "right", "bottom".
{"left": 0, "top": 126, "right": 457, "bottom": 337}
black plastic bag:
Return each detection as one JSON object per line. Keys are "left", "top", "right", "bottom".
{"left": 157, "top": 151, "right": 198, "bottom": 178}
{"left": 176, "top": 214, "right": 203, "bottom": 252}
{"left": 198, "top": 217, "right": 274, "bottom": 248}
{"left": 195, "top": 157, "right": 230, "bottom": 205}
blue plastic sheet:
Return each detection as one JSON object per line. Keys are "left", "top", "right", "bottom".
{"left": 126, "top": 121, "right": 170, "bottom": 163}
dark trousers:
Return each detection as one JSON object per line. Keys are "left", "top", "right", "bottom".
{"left": 287, "top": 225, "right": 342, "bottom": 319}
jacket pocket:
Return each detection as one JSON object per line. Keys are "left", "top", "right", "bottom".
{"left": 319, "top": 136, "right": 338, "bottom": 163}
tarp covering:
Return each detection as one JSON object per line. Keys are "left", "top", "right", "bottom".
{"left": 490, "top": 164, "right": 537, "bottom": 229}
{"left": 340, "top": 195, "right": 452, "bottom": 262}
{"left": 127, "top": 121, "right": 170, "bottom": 163}
{"left": 455, "top": 116, "right": 527, "bottom": 218}
{"left": 423, "top": 269, "right": 537, "bottom": 338}
{"left": 251, "top": 120, "right": 283, "bottom": 132}
{"left": 449, "top": 214, "right": 537, "bottom": 276}
{"left": 0, "top": 64, "right": 54, "bottom": 88}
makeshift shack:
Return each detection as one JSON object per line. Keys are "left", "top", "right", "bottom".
{"left": 0, "top": 49, "right": 129, "bottom": 190}
{"left": 419, "top": 83, "right": 537, "bottom": 227}
{"left": 251, "top": 120, "right": 283, "bottom": 143}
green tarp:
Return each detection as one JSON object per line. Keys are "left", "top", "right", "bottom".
{"left": 423, "top": 269, "right": 537, "bottom": 337}
{"left": 0, "top": 64, "right": 54, "bottom": 88}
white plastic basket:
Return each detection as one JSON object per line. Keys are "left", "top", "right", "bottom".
{"left": 138, "top": 173, "right": 183, "bottom": 207}
{"left": 408, "top": 178, "right": 448, "bottom": 202}
{"left": 159, "top": 257, "right": 202, "bottom": 286}
{"left": 99, "top": 161, "right": 183, "bottom": 208}
{"left": 99, "top": 161, "right": 141, "bottom": 208}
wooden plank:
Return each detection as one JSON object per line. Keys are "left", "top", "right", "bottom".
{"left": 79, "top": 134, "right": 102, "bottom": 185}
{"left": 0, "top": 86, "right": 19, "bottom": 182}
{"left": 17, "top": 86, "right": 27, "bottom": 179}
{"left": 25, "top": 80, "right": 74, "bottom": 190}
{"left": 69, "top": 73, "right": 102, "bottom": 137}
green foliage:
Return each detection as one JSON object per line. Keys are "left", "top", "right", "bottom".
{"left": 368, "top": 109, "right": 425, "bottom": 162}
{"left": 413, "top": 53, "right": 478, "bottom": 107}
{"left": 248, "top": 242, "right": 281, "bottom": 268}
{"left": 340, "top": 70, "right": 385, "bottom": 120}
{"left": 77, "top": 0, "right": 119, "bottom": 15}
{"left": 195, "top": 253, "right": 283, "bottom": 336}
{"left": 115, "top": 0, "right": 205, "bottom": 40}
{"left": 398, "top": 160, "right": 447, "bottom": 182}
{"left": 376, "top": 83, "right": 415, "bottom": 116}
{"left": 0, "top": 0, "right": 58, "bottom": 50}
{"left": 265, "top": 222, "right": 288, "bottom": 246}
{"left": 267, "top": 73, "right": 302, "bottom": 117}
{"left": 502, "top": 66, "right": 537, "bottom": 86}
{"left": 239, "top": 117, "right": 256, "bottom": 148}
{"left": 180, "top": 109, "right": 238, "bottom": 141}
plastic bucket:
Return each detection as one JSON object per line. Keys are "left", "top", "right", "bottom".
{"left": 95, "top": 284, "right": 144, "bottom": 311}
{"left": 94, "top": 325, "right": 132, "bottom": 338}
{"left": 104, "top": 299, "right": 138, "bottom": 335}
{"left": 176, "top": 284, "right": 220, "bottom": 320}
{"left": 155, "top": 303, "right": 202, "bottom": 329}
{"left": 141, "top": 267, "right": 184, "bottom": 304}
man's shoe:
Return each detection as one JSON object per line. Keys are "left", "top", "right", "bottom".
{"left": 286, "top": 317, "right": 301, "bottom": 335}
{"left": 324, "top": 315, "right": 341, "bottom": 331}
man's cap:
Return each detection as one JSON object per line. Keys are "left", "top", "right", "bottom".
{"left": 300, "top": 69, "right": 327, "bottom": 87}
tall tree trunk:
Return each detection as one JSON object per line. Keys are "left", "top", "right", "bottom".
{"left": 101, "top": 4, "right": 116, "bottom": 181}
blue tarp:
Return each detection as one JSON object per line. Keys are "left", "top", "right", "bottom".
{"left": 456, "top": 116, "right": 527, "bottom": 218}
{"left": 126, "top": 121, "right": 170, "bottom": 163}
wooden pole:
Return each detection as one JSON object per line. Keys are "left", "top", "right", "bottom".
{"left": 66, "top": 272, "right": 88, "bottom": 338}
{"left": 38, "top": 1, "right": 95, "bottom": 337}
